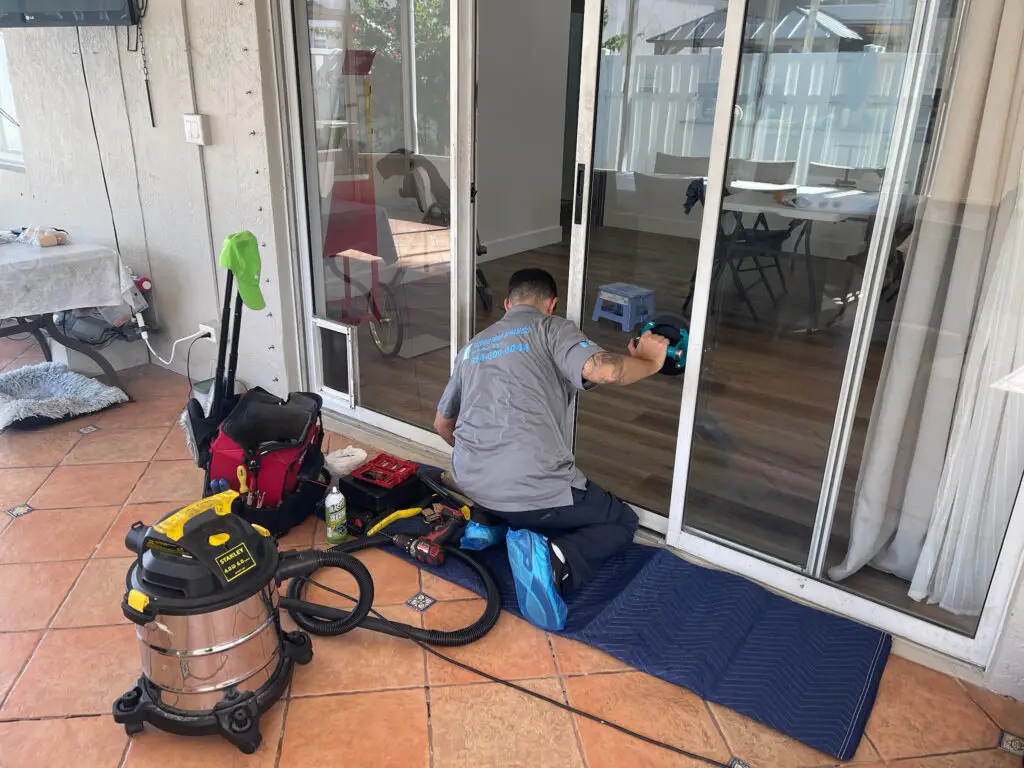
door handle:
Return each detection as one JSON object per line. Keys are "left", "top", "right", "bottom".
{"left": 573, "top": 163, "right": 587, "bottom": 225}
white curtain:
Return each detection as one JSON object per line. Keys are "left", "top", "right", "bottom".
{"left": 829, "top": 0, "right": 1024, "bottom": 616}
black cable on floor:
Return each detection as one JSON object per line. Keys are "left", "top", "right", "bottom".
{"left": 185, "top": 335, "right": 202, "bottom": 398}
{"left": 301, "top": 576, "right": 734, "bottom": 768}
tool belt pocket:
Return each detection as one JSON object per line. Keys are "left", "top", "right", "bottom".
{"left": 232, "top": 449, "right": 329, "bottom": 539}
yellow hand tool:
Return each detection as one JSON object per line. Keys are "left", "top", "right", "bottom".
{"left": 366, "top": 506, "right": 423, "bottom": 537}
{"left": 236, "top": 465, "right": 252, "bottom": 505}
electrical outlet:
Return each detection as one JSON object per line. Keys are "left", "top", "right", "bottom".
{"left": 198, "top": 320, "right": 220, "bottom": 341}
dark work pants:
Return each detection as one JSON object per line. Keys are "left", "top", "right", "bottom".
{"left": 493, "top": 481, "right": 639, "bottom": 591}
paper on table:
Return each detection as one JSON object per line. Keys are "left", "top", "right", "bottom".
{"left": 776, "top": 188, "right": 877, "bottom": 213}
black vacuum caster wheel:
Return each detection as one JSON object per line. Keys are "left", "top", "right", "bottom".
{"left": 283, "top": 630, "right": 314, "bottom": 665}
{"left": 226, "top": 709, "right": 261, "bottom": 754}
{"left": 124, "top": 721, "right": 144, "bottom": 736}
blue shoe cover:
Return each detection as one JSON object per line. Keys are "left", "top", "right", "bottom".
{"left": 459, "top": 521, "right": 507, "bottom": 551}
{"left": 505, "top": 528, "right": 567, "bottom": 631}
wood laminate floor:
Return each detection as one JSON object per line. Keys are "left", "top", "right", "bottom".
{"left": 338, "top": 221, "right": 976, "bottom": 635}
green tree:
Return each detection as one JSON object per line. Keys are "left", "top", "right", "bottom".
{"left": 601, "top": 6, "right": 638, "bottom": 53}
{"left": 350, "top": 0, "right": 450, "bottom": 155}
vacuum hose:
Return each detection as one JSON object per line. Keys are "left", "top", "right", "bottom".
{"left": 276, "top": 548, "right": 375, "bottom": 635}
{"left": 279, "top": 535, "right": 501, "bottom": 647}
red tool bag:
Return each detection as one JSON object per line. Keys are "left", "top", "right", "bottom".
{"left": 206, "top": 387, "right": 328, "bottom": 536}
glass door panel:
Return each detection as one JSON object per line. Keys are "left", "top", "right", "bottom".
{"left": 572, "top": 0, "right": 730, "bottom": 516}
{"left": 300, "top": 0, "right": 453, "bottom": 431}
{"left": 820, "top": 0, "right": 1002, "bottom": 637}
{"left": 682, "top": 0, "right": 920, "bottom": 565}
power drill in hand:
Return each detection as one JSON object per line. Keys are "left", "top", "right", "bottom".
{"left": 392, "top": 533, "right": 445, "bottom": 566}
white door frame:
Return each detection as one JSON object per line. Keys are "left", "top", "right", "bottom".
{"left": 282, "top": 0, "right": 468, "bottom": 457}
{"left": 567, "top": 0, "right": 1022, "bottom": 667}
{"left": 280, "top": 0, "right": 1022, "bottom": 667}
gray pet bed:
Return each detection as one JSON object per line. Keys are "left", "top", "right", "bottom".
{"left": 0, "top": 361, "right": 128, "bottom": 430}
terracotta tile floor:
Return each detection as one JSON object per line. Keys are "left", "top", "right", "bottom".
{"left": 0, "top": 351, "right": 1021, "bottom": 767}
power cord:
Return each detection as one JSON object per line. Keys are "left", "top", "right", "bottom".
{"left": 55, "top": 312, "right": 137, "bottom": 350}
{"left": 301, "top": 576, "right": 735, "bottom": 768}
{"left": 135, "top": 313, "right": 210, "bottom": 366}
{"left": 185, "top": 335, "right": 204, "bottom": 399}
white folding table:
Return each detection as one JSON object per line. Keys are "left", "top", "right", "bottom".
{"left": 720, "top": 188, "right": 879, "bottom": 330}
{"left": 0, "top": 241, "right": 136, "bottom": 397}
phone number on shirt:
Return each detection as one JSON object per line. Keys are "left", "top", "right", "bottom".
{"left": 470, "top": 343, "right": 530, "bottom": 364}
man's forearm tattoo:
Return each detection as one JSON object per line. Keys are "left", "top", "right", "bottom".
{"left": 583, "top": 351, "right": 626, "bottom": 385}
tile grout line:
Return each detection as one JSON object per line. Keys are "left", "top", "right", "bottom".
{"left": 44, "top": 558, "right": 91, "bottom": 632}
{"left": 954, "top": 676, "right": 1006, "bottom": 735}
{"left": 0, "top": 629, "right": 46, "bottom": 713}
{"left": 863, "top": 731, "right": 882, "bottom": 763}
{"left": 417, "top": 564, "right": 437, "bottom": 768}
{"left": 0, "top": 550, "right": 88, "bottom": 713}
{"left": 0, "top": 711, "right": 119, "bottom": 724}
{"left": 273, "top": 696, "right": 292, "bottom": 768}
{"left": 5, "top": 429, "right": 136, "bottom": 712}
{"left": 702, "top": 699, "right": 736, "bottom": 765}
{"left": 8, "top": 463, "right": 60, "bottom": 518}
{"left": 23, "top": 620, "right": 130, "bottom": 633}
{"left": 115, "top": 728, "right": 132, "bottom": 768}
{"left": 0, "top": 374, "right": 184, "bottom": 721}
{"left": 288, "top": 684, "right": 429, "bottom": 701}
{"left": 561, "top": 667, "right": 634, "bottom": 680}
{"left": 284, "top": 673, "right": 579, "bottom": 701}
{"left": 81, "top": 497, "right": 129, "bottom": 566}
{"left": 894, "top": 745, "right": 1021, "bottom": 760}
{"left": 1, "top": 453, "right": 82, "bottom": 471}
{"left": 425, "top": 678, "right": 435, "bottom": 768}
{"left": 58, "top": 423, "right": 170, "bottom": 468}
{"left": 546, "top": 633, "right": 590, "bottom": 768}
{"left": 11, "top": 504, "right": 124, "bottom": 630}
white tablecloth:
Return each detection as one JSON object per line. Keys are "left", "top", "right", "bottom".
{"left": 0, "top": 242, "right": 134, "bottom": 318}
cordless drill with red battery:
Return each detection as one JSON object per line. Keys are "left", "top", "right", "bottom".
{"left": 389, "top": 503, "right": 467, "bottom": 566}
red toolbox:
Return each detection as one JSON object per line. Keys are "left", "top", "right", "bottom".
{"left": 350, "top": 453, "right": 418, "bottom": 489}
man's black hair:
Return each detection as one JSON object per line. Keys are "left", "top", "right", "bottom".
{"left": 508, "top": 269, "right": 558, "bottom": 304}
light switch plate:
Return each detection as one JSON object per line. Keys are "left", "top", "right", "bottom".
{"left": 183, "top": 113, "right": 210, "bottom": 146}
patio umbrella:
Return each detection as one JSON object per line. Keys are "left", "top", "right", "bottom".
{"left": 648, "top": 5, "right": 861, "bottom": 53}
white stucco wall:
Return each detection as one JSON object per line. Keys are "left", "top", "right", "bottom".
{"left": 0, "top": 0, "right": 299, "bottom": 396}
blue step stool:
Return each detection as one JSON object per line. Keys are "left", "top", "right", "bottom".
{"left": 591, "top": 283, "right": 655, "bottom": 332}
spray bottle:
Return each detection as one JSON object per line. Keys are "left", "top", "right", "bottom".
{"left": 324, "top": 486, "right": 348, "bottom": 544}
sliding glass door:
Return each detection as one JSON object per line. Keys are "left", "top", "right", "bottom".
{"left": 294, "top": 0, "right": 457, "bottom": 445}
{"left": 679, "top": 0, "right": 933, "bottom": 568}
{"left": 286, "top": 0, "right": 1024, "bottom": 654}
{"left": 570, "top": 0, "right": 730, "bottom": 519}
{"left": 564, "top": 0, "right": 1023, "bottom": 648}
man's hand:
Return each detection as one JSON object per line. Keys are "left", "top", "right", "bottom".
{"left": 582, "top": 332, "right": 669, "bottom": 387}
{"left": 434, "top": 412, "right": 457, "bottom": 447}
{"left": 628, "top": 331, "right": 670, "bottom": 371}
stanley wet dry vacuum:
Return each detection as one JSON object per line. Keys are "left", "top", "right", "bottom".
{"left": 112, "top": 489, "right": 501, "bottom": 753}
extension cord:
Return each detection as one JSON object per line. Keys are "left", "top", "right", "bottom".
{"left": 135, "top": 313, "right": 212, "bottom": 366}
{"left": 306, "top": 576, "right": 737, "bottom": 768}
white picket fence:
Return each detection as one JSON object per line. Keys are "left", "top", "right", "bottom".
{"left": 595, "top": 50, "right": 939, "bottom": 183}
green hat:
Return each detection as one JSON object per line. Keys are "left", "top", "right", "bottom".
{"left": 219, "top": 231, "right": 265, "bottom": 310}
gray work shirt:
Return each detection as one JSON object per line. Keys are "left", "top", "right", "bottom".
{"left": 437, "top": 305, "right": 605, "bottom": 512}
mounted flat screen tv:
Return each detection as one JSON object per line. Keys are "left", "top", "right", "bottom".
{"left": 0, "top": 1, "right": 138, "bottom": 27}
